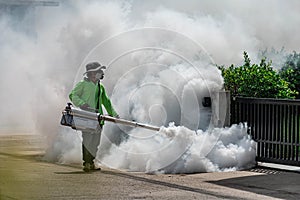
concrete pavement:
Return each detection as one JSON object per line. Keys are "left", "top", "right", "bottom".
{"left": 0, "top": 134, "right": 299, "bottom": 200}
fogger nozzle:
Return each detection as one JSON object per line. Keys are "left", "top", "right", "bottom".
{"left": 60, "top": 103, "right": 160, "bottom": 132}
{"left": 99, "top": 115, "right": 160, "bottom": 131}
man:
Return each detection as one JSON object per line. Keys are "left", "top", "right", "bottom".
{"left": 69, "top": 62, "right": 118, "bottom": 172}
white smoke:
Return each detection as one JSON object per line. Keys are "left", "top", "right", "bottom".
{"left": 102, "top": 123, "right": 256, "bottom": 173}
{"left": 1, "top": 0, "right": 299, "bottom": 172}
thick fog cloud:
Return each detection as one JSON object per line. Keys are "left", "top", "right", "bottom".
{"left": 1, "top": 0, "right": 298, "bottom": 171}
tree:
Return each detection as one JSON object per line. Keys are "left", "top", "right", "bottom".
{"left": 279, "top": 51, "right": 300, "bottom": 99}
{"left": 219, "top": 51, "right": 297, "bottom": 99}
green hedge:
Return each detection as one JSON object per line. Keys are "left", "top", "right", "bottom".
{"left": 219, "top": 51, "right": 297, "bottom": 99}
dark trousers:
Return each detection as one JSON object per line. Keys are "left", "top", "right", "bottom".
{"left": 82, "top": 127, "right": 102, "bottom": 165}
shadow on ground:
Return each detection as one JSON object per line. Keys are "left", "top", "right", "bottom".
{"left": 208, "top": 167, "right": 300, "bottom": 200}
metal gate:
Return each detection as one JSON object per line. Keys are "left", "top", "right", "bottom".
{"left": 230, "top": 97, "right": 300, "bottom": 166}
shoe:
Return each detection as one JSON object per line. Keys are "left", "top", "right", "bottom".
{"left": 91, "top": 163, "right": 101, "bottom": 171}
{"left": 83, "top": 163, "right": 91, "bottom": 172}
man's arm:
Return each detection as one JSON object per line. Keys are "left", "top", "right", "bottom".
{"left": 100, "top": 84, "right": 118, "bottom": 117}
{"left": 69, "top": 81, "right": 86, "bottom": 107}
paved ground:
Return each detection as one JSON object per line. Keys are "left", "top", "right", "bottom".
{"left": 0, "top": 134, "right": 300, "bottom": 200}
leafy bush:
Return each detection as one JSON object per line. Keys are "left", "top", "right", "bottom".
{"left": 219, "top": 51, "right": 297, "bottom": 99}
{"left": 279, "top": 51, "right": 300, "bottom": 99}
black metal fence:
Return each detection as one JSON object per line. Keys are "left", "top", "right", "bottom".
{"left": 231, "top": 97, "right": 300, "bottom": 166}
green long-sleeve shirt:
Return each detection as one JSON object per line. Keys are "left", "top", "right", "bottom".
{"left": 69, "top": 79, "right": 117, "bottom": 125}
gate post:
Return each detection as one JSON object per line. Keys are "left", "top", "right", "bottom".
{"left": 211, "top": 91, "right": 231, "bottom": 127}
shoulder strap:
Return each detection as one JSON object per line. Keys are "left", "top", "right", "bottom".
{"left": 96, "top": 81, "right": 101, "bottom": 112}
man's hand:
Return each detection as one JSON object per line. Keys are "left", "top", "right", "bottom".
{"left": 80, "top": 103, "right": 89, "bottom": 110}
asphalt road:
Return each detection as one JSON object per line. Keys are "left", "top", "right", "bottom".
{"left": 1, "top": 134, "right": 300, "bottom": 200}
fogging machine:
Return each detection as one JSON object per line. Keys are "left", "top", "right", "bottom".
{"left": 60, "top": 103, "right": 160, "bottom": 132}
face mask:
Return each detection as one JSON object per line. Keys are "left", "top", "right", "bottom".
{"left": 95, "top": 72, "right": 104, "bottom": 80}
